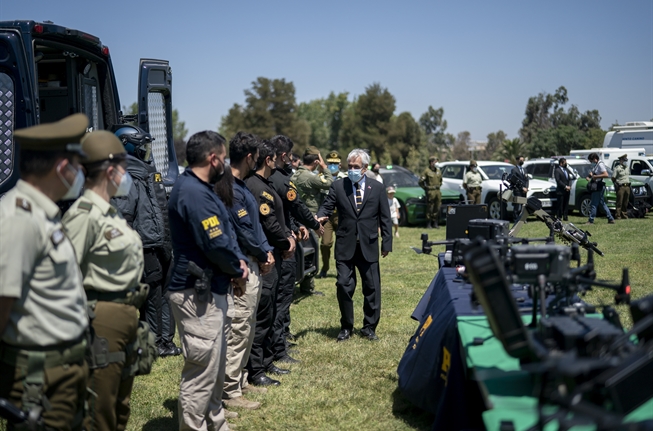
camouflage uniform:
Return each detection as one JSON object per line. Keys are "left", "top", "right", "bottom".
{"left": 418, "top": 161, "right": 443, "bottom": 228}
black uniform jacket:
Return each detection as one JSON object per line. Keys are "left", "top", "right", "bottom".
{"left": 554, "top": 165, "right": 573, "bottom": 191}
{"left": 245, "top": 173, "right": 292, "bottom": 251}
{"left": 269, "top": 167, "right": 321, "bottom": 231}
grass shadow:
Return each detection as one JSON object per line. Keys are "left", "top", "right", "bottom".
{"left": 142, "top": 398, "right": 178, "bottom": 431}
{"left": 295, "top": 325, "right": 342, "bottom": 340}
{"left": 391, "top": 387, "right": 434, "bottom": 430}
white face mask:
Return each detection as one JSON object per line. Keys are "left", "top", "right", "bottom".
{"left": 112, "top": 170, "right": 133, "bottom": 197}
{"left": 57, "top": 162, "right": 85, "bottom": 200}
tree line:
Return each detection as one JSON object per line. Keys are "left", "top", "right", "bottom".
{"left": 132, "top": 81, "right": 609, "bottom": 174}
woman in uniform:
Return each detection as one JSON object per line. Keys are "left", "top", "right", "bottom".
{"left": 62, "top": 130, "right": 146, "bottom": 431}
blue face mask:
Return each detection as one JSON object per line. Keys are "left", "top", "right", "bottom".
{"left": 328, "top": 164, "right": 339, "bottom": 174}
{"left": 348, "top": 169, "right": 363, "bottom": 183}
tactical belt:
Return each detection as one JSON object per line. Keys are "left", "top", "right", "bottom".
{"left": 619, "top": 183, "right": 631, "bottom": 186}
{"left": 86, "top": 284, "right": 148, "bottom": 308}
{"left": 0, "top": 338, "right": 86, "bottom": 369}
{"left": 468, "top": 187, "right": 481, "bottom": 191}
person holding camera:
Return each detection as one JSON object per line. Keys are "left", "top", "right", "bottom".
{"left": 585, "top": 152, "right": 615, "bottom": 225}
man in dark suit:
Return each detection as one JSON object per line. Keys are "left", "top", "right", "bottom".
{"left": 511, "top": 155, "right": 529, "bottom": 219}
{"left": 554, "top": 158, "right": 573, "bottom": 221}
{"left": 316, "top": 149, "right": 393, "bottom": 342}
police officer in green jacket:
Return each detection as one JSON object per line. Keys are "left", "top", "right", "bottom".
{"left": 63, "top": 131, "right": 148, "bottom": 431}
{"left": 418, "top": 156, "right": 443, "bottom": 229}
{"left": 0, "top": 114, "right": 90, "bottom": 431}
{"left": 291, "top": 146, "right": 334, "bottom": 214}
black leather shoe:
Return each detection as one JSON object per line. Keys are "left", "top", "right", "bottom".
{"left": 317, "top": 270, "right": 328, "bottom": 279}
{"left": 267, "top": 365, "right": 290, "bottom": 375}
{"left": 158, "top": 342, "right": 181, "bottom": 357}
{"left": 360, "top": 329, "right": 379, "bottom": 341}
{"left": 336, "top": 329, "right": 351, "bottom": 342}
{"left": 250, "top": 375, "right": 280, "bottom": 387}
{"left": 276, "top": 355, "right": 300, "bottom": 364}
{"left": 165, "top": 341, "right": 182, "bottom": 356}
{"left": 286, "top": 333, "right": 296, "bottom": 341}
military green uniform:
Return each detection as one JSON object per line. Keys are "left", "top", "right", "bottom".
{"left": 612, "top": 156, "right": 631, "bottom": 219}
{"left": 419, "top": 166, "right": 443, "bottom": 227}
{"left": 463, "top": 168, "right": 483, "bottom": 205}
{"left": 0, "top": 114, "right": 90, "bottom": 431}
{"left": 291, "top": 166, "right": 333, "bottom": 214}
{"left": 62, "top": 131, "right": 146, "bottom": 431}
{"left": 320, "top": 151, "right": 347, "bottom": 277}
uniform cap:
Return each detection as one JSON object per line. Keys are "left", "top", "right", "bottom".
{"left": 326, "top": 151, "right": 341, "bottom": 163}
{"left": 386, "top": 186, "right": 396, "bottom": 194}
{"left": 619, "top": 154, "right": 628, "bottom": 161}
{"left": 470, "top": 160, "right": 477, "bottom": 167}
{"left": 14, "top": 113, "right": 88, "bottom": 156}
{"left": 429, "top": 155, "right": 439, "bottom": 163}
{"left": 81, "top": 130, "right": 127, "bottom": 164}
{"left": 304, "top": 146, "right": 320, "bottom": 156}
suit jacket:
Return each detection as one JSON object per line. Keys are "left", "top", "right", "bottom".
{"left": 554, "top": 165, "right": 573, "bottom": 191}
{"left": 511, "top": 165, "right": 530, "bottom": 191}
{"left": 317, "top": 177, "right": 392, "bottom": 262}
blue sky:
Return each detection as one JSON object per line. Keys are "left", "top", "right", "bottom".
{"left": 2, "top": 0, "right": 652, "bottom": 142}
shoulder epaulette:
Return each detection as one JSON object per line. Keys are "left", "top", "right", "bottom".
{"left": 261, "top": 191, "right": 274, "bottom": 202}
{"left": 78, "top": 201, "right": 93, "bottom": 212}
{"left": 16, "top": 198, "right": 31, "bottom": 212}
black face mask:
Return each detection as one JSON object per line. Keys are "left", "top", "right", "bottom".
{"left": 519, "top": 160, "right": 524, "bottom": 166}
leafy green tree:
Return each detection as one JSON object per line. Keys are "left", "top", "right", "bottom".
{"left": 452, "top": 131, "right": 471, "bottom": 160}
{"left": 519, "top": 86, "right": 604, "bottom": 157}
{"left": 297, "top": 91, "right": 350, "bottom": 151}
{"left": 484, "top": 130, "right": 507, "bottom": 160}
{"left": 419, "top": 106, "right": 450, "bottom": 155}
{"left": 220, "top": 77, "right": 309, "bottom": 151}
{"left": 340, "top": 83, "right": 395, "bottom": 158}
{"left": 496, "top": 138, "right": 527, "bottom": 165}
{"left": 388, "top": 111, "right": 422, "bottom": 164}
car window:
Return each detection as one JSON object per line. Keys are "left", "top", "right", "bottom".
{"left": 569, "top": 163, "right": 591, "bottom": 178}
{"left": 533, "top": 164, "right": 551, "bottom": 177}
{"left": 631, "top": 161, "right": 645, "bottom": 175}
{"left": 381, "top": 171, "right": 418, "bottom": 187}
{"left": 525, "top": 165, "right": 535, "bottom": 175}
{"left": 442, "top": 165, "right": 464, "bottom": 179}
{"left": 478, "top": 165, "right": 511, "bottom": 180}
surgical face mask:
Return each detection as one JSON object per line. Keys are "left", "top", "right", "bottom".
{"left": 328, "top": 164, "right": 339, "bottom": 174}
{"left": 112, "top": 170, "right": 133, "bottom": 197}
{"left": 471, "top": 167, "right": 477, "bottom": 173}
{"left": 58, "top": 163, "right": 85, "bottom": 200}
{"left": 348, "top": 169, "right": 363, "bottom": 183}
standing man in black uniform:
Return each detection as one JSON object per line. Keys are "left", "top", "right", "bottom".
{"left": 511, "top": 156, "right": 529, "bottom": 220}
{"left": 554, "top": 157, "right": 572, "bottom": 221}
{"left": 267, "top": 135, "right": 325, "bottom": 367}
{"left": 245, "top": 140, "right": 296, "bottom": 386}
{"left": 167, "top": 131, "right": 248, "bottom": 430}
{"left": 112, "top": 125, "right": 181, "bottom": 357}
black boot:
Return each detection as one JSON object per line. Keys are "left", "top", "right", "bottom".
{"left": 426, "top": 221, "right": 432, "bottom": 229}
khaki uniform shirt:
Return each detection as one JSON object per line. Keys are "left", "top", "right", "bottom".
{"left": 63, "top": 189, "right": 144, "bottom": 293}
{"left": 464, "top": 170, "right": 483, "bottom": 188}
{"left": 0, "top": 180, "right": 88, "bottom": 347}
{"left": 612, "top": 164, "right": 630, "bottom": 185}
{"left": 291, "top": 166, "right": 333, "bottom": 215}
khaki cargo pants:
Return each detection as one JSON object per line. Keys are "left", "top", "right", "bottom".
{"left": 169, "top": 289, "right": 230, "bottom": 431}
{"left": 223, "top": 260, "right": 261, "bottom": 399}
{"left": 320, "top": 215, "right": 338, "bottom": 273}
{"left": 467, "top": 187, "right": 482, "bottom": 205}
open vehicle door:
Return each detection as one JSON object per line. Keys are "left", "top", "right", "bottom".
{"left": 138, "top": 59, "right": 177, "bottom": 189}
{"left": 0, "top": 30, "right": 33, "bottom": 194}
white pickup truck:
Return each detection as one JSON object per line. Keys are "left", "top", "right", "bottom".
{"left": 439, "top": 161, "right": 556, "bottom": 220}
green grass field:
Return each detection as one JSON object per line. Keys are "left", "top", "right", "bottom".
{"left": 2, "top": 214, "right": 652, "bottom": 430}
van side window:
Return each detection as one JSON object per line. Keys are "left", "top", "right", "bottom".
{"left": 0, "top": 72, "right": 15, "bottom": 186}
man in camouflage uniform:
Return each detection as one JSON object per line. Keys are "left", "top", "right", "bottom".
{"left": 418, "top": 156, "right": 443, "bottom": 229}
{"left": 612, "top": 154, "right": 631, "bottom": 220}
{"left": 463, "top": 160, "right": 483, "bottom": 205}
{"left": 0, "top": 114, "right": 90, "bottom": 431}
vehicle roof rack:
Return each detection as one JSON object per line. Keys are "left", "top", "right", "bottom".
{"left": 613, "top": 122, "right": 653, "bottom": 131}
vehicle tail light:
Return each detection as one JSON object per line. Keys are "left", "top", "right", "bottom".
{"left": 33, "top": 24, "right": 44, "bottom": 34}
{"left": 102, "top": 46, "right": 109, "bottom": 56}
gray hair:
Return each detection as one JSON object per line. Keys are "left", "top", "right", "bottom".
{"left": 347, "top": 148, "right": 370, "bottom": 167}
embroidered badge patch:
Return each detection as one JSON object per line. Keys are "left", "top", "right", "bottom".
{"left": 201, "top": 215, "right": 223, "bottom": 239}
{"left": 237, "top": 208, "right": 248, "bottom": 218}
{"left": 104, "top": 228, "right": 123, "bottom": 240}
{"left": 260, "top": 203, "right": 270, "bottom": 215}
{"left": 287, "top": 189, "right": 297, "bottom": 201}
{"left": 262, "top": 191, "right": 274, "bottom": 202}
